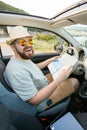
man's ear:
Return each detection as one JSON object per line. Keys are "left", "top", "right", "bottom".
{"left": 10, "top": 44, "right": 15, "bottom": 51}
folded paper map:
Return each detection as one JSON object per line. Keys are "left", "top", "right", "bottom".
{"left": 48, "top": 53, "right": 78, "bottom": 80}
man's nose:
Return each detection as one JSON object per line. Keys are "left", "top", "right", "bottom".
{"left": 26, "top": 41, "right": 31, "bottom": 46}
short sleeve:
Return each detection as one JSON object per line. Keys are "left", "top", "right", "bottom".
{"left": 5, "top": 70, "right": 37, "bottom": 101}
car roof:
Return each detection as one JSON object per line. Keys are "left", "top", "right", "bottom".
{"left": 0, "top": 0, "right": 87, "bottom": 29}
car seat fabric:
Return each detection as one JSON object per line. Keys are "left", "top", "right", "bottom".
{"left": 0, "top": 104, "right": 43, "bottom": 130}
{"left": 38, "top": 96, "right": 70, "bottom": 116}
{"left": 0, "top": 82, "right": 37, "bottom": 116}
{"left": 0, "top": 59, "right": 37, "bottom": 116}
{"left": 0, "top": 104, "right": 16, "bottom": 130}
{"left": 0, "top": 59, "right": 13, "bottom": 92}
{"left": 74, "top": 112, "right": 87, "bottom": 130}
{"left": 10, "top": 111, "right": 43, "bottom": 130}
{"left": 0, "top": 104, "right": 10, "bottom": 130}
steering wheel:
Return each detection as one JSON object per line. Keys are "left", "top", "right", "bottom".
{"left": 61, "top": 47, "right": 79, "bottom": 59}
{"left": 58, "top": 47, "right": 80, "bottom": 75}
{"left": 61, "top": 47, "right": 87, "bottom": 99}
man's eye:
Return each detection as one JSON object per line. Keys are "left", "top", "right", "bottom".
{"left": 20, "top": 42, "right": 25, "bottom": 46}
{"left": 23, "top": 42, "right": 26, "bottom": 45}
{"left": 29, "top": 40, "right": 34, "bottom": 45}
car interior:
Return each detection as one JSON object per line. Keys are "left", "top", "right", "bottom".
{"left": 0, "top": 30, "right": 87, "bottom": 130}
{"left": 1, "top": 0, "right": 87, "bottom": 130}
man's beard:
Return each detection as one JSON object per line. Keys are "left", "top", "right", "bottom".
{"left": 15, "top": 47, "right": 34, "bottom": 60}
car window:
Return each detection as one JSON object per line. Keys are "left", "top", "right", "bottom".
{"left": 0, "top": 26, "right": 69, "bottom": 55}
{"left": 27, "top": 27, "right": 69, "bottom": 54}
{"left": 64, "top": 24, "right": 87, "bottom": 48}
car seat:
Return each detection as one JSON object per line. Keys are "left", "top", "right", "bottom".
{"left": 0, "top": 59, "right": 71, "bottom": 119}
{"left": 0, "top": 104, "right": 43, "bottom": 130}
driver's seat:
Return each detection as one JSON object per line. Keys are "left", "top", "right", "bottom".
{"left": 0, "top": 59, "right": 71, "bottom": 119}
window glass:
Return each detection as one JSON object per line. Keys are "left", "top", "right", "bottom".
{"left": 0, "top": 26, "right": 69, "bottom": 54}
{"left": 64, "top": 24, "right": 87, "bottom": 47}
{"left": 0, "top": 25, "right": 9, "bottom": 41}
{"left": 27, "top": 27, "right": 69, "bottom": 54}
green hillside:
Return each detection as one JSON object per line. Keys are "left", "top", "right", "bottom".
{"left": 0, "top": 1, "right": 28, "bottom": 14}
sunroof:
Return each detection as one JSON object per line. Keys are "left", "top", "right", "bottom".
{"left": 1, "top": 0, "right": 80, "bottom": 18}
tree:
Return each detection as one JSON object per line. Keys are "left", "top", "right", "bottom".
{"left": 0, "top": 1, "right": 28, "bottom": 14}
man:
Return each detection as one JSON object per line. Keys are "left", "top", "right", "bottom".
{"left": 4, "top": 26, "right": 79, "bottom": 112}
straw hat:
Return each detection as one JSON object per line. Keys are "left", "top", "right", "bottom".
{"left": 7, "top": 26, "right": 30, "bottom": 45}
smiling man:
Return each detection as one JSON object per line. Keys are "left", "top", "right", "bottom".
{"left": 4, "top": 26, "right": 79, "bottom": 113}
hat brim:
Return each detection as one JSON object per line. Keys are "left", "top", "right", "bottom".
{"left": 7, "top": 39, "right": 16, "bottom": 45}
{"left": 7, "top": 35, "right": 32, "bottom": 45}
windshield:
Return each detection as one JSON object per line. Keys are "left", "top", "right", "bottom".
{"left": 63, "top": 24, "right": 87, "bottom": 48}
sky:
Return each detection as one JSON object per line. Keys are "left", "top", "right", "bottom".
{"left": 2, "top": 0, "right": 80, "bottom": 18}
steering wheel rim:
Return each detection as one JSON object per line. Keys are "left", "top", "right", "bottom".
{"left": 61, "top": 47, "right": 79, "bottom": 60}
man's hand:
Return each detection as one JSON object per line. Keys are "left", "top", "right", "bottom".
{"left": 37, "top": 56, "right": 60, "bottom": 69}
{"left": 56, "top": 65, "right": 73, "bottom": 83}
{"left": 48, "top": 56, "right": 60, "bottom": 64}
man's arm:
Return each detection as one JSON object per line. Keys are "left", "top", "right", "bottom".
{"left": 36, "top": 56, "right": 60, "bottom": 69}
{"left": 28, "top": 66, "right": 72, "bottom": 105}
